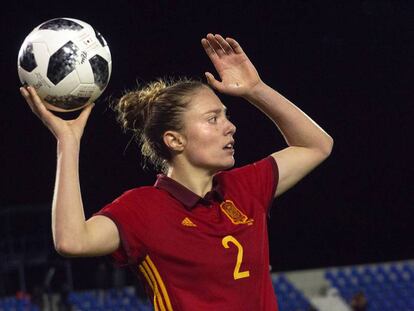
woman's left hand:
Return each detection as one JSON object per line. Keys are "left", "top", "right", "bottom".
{"left": 202, "top": 33, "right": 262, "bottom": 97}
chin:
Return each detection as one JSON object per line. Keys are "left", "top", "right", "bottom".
{"left": 200, "top": 156, "right": 235, "bottom": 173}
{"left": 219, "top": 158, "right": 235, "bottom": 171}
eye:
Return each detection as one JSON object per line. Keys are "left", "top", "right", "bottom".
{"left": 208, "top": 116, "right": 218, "bottom": 124}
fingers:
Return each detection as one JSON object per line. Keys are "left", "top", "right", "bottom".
{"left": 20, "top": 86, "right": 60, "bottom": 127}
{"left": 20, "top": 86, "right": 45, "bottom": 119}
{"left": 214, "top": 34, "right": 233, "bottom": 54}
{"left": 202, "top": 33, "right": 244, "bottom": 58}
{"left": 201, "top": 37, "right": 218, "bottom": 61}
{"left": 206, "top": 33, "right": 226, "bottom": 57}
{"left": 201, "top": 34, "right": 222, "bottom": 63}
{"left": 225, "top": 37, "right": 244, "bottom": 54}
{"left": 20, "top": 87, "right": 34, "bottom": 107}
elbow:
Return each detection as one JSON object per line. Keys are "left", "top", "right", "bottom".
{"left": 323, "top": 136, "right": 334, "bottom": 158}
{"left": 316, "top": 135, "right": 334, "bottom": 160}
{"left": 54, "top": 238, "right": 83, "bottom": 257}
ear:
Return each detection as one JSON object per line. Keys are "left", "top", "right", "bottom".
{"left": 163, "top": 131, "right": 186, "bottom": 152}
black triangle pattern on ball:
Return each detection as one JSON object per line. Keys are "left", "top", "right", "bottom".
{"left": 89, "top": 55, "right": 109, "bottom": 90}
{"left": 47, "top": 41, "right": 79, "bottom": 85}
{"left": 39, "top": 18, "right": 83, "bottom": 31}
{"left": 18, "top": 42, "right": 37, "bottom": 72}
{"left": 45, "top": 95, "right": 91, "bottom": 110}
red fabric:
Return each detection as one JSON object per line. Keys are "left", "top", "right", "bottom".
{"left": 96, "top": 156, "right": 279, "bottom": 311}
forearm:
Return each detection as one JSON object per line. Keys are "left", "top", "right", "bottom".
{"left": 52, "top": 139, "right": 88, "bottom": 255}
{"left": 244, "top": 82, "right": 333, "bottom": 154}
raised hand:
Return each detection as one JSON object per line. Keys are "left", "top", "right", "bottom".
{"left": 20, "top": 86, "right": 94, "bottom": 144}
{"left": 201, "top": 33, "right": 262, "bottom": 97}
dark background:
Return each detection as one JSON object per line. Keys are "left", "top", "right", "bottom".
{"left": 1, "top": 0, "right": 413, "bottom": 290}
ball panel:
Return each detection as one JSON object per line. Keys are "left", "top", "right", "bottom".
{"left": 47, "top": 41, "right": 79, "bottom": 85}
{"left": 39, "top": 18, "right": 83, "bottom": 31}
{"left": 29, "top": 31, "right": 76, "bottom": 55}
{"left": 71, "top": 84, "right": 96, "bottom": 101}
{"left": 36, "top": 70, "right": 80, "bottom": 104}
{"left": 18, "top": 42, "right": 37, "bottom": 72}
{"left": 18, "top": 43, "right": 51, "bottom": 88}
{"left": 75, "top": 62, "right": 95, "bottom": 84}
{"left": 94, "top": 30, "right": 107, "bottom": 47}
{"left": 89, "top": 55, "right": 109, "bottom": 90}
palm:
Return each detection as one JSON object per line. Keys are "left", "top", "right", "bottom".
{"left": 52, "top": 117, "right": 88, "bottom": 141}
{"left": 202, "top": 34, "right": 261, "bottom": 97}
{"left": 20, "top": 87, "right": 93, "bottom": 143}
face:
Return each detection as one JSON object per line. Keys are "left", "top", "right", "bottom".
{"left": 180, "top": 87, "right": 237, "bottom": 173}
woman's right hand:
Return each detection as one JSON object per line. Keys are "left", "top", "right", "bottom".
{"left": 20, "top": 86, "right": 94, "bottom": 144}
{"left": 20, "top": 87, "right": 120, "bottom": 257}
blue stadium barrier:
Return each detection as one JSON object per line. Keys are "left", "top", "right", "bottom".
{"left": 324, "top": 263, "right": 414, "bottom": 311}
{"left": 273, "top": 274, "right": 312, "bottom": 311}
{"left": 0, "top": 297, "right": 39, "bottom": 311}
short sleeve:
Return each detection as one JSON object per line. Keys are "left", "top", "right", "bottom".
{"left": 221, "top": 156, "right": 278, "bottom": 213}
{"left": 94, "top": 190, "right": 147, "bottom": 266}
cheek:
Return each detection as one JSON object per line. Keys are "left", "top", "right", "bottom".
{"left": 185, "top": 126, "right": 219, "bottom": 156}
{"left": 187, "top": 124, "right": 217, "bottom": 145}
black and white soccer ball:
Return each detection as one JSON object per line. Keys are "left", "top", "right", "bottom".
{"left": 17, "top": 18, "right": 112, "bottom": 112}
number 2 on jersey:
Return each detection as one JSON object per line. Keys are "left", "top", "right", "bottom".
{"left": 222, "top": 235, "right": 250, "bottom": 280}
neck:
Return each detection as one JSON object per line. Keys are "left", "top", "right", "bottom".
{"left": 167, "top": 162, "right": 215, "bottom": 198}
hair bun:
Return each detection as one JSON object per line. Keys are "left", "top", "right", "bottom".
{"left": 138, "top": 80, "right": 167, "bottom": 107}
{"left": 116, "top": 80, "right": 167, "bottom": 133}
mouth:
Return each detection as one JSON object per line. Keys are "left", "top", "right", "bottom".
{"left": 223, "top": 141, "right": 235, "bottom": 151}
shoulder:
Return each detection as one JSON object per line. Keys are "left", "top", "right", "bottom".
{"left": 97, "top": 186, "right": 172, "bottom": 224}
{"left": 217, "top": 156, "right": 277, "bottom": 181}
{"left": 215, "top": 156, "right": 278, "bottom": 204}
{"left": 105, "top": 186, "right": 166, "bottom": 212}
{"left": 115, "top": 186, "right": 161, "bottom": 201}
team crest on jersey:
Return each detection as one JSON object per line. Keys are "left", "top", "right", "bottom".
{"left": 220, "top": 200, "right": 254, "bottom": 225}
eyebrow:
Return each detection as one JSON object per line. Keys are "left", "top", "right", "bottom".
{"left": 203, "top": 106, "right": 227, "bottom": 115}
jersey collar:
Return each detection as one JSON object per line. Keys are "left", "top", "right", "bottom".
{"left": 154, "top": 174, "right": 224, "bottom": 210}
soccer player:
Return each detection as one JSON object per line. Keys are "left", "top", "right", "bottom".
{"left": 20, "top": 33, "right": 333, "bottom": 310}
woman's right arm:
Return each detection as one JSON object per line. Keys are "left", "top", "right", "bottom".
{"left": 21, "top": 86, "right": 120, "bottom": 257}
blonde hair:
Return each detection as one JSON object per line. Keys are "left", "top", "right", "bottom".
{"left": 114, "top": 77, "right": 206, "bottom": 172}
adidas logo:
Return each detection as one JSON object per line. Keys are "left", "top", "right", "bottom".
{"left": 181, "top": 217, "right": 197, "bottom": 227}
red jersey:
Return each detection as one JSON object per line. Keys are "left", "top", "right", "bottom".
{"left": 97, "top": 156, "right": 279, "bottom": 311}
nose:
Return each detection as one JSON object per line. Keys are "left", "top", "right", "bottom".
{"left": 225, "top": 119, "right": 236, "bottom": 136}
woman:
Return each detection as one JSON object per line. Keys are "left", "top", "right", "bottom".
{"left": 20, "top": 33, "right": 333, "bottom": 311}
